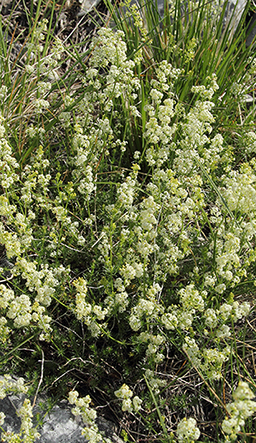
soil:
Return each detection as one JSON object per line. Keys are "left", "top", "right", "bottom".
{"left": 0, "top": 0, "right": 109, "bottom": 54}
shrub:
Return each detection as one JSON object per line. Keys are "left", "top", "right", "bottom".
{"left": 0, "top": 0, "right": 256, "bottom": 441}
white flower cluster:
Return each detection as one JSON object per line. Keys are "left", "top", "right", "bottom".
{"left": 143, "top": 61, "right": 180, "bottom": 167}
{"left": 0, "top": 85, "right": 7, "bottom": 103}
{"left": 219, "top": 301, "right": 251, "bottom": 322}
{"left": 87, "top": 27, "right": 141, "bottom": 111}
{"left": 71, "top": 123, "right": 97, "bottom": 198}
{"left": 0, "top": 245, "right": 69, "bottom": 341}
{"left": 1, "top": 400, "right": 40, "bottom": 442}
{"left": 71, "top": 119, "right": 115, "bottom": 200}
{"left": 19, "top": 145, "right": 51, "bottom": 208}
{"left": 0, "top": 279, "right": 52, "bottom": 341}
{"left": 138, "top": 331, "right": 165, "bottom": 363}
{"left": 179, "top": 284, "right": 205, "bottom": 312}
{"left": 159, "top": 284, "right": 207, "bottom": 337}
{"left": 0, "top": 316, "right": 10, "bottom": 343}
{"left": 221, "top": 163, "right": 256, "bottom": 215}
{"left": 120, "top": 0, "right": 148, "bottom": 49}
{"left": 26, "top": 19, "right": 64, "bottom": 81}
{"left": 114, "top": 384, "right": 142, "bottom": 413}
{"left": 204, "top": 300, "right": 250, "bottom": 339}
{"left": 202, "top": 346, "right": 230, "bottom": 380}
{"left": 144, "top": 369, "right": 166, "bottom": 394}
{"left": 65, "top": 28, "right": 143, "bottom": 191}
{"left": 6, "top": 293, "right": 32, "bottom": 328}
{"left": 117, "top": 174, "right": 138, "bottom": 209}
{"left": 176, "top": 417, "right": 200, "bottom": 442}
{"left": 171, "top": 76, "right": 225, "bottom": 179}
{"left": 129, "top": 283, "right": 163, "bottom": 332}
{"left": 69, "top": 390, "right": 111, "bottom": 443}
{"left": 104, "top": 277, "right": 130, "bottom": 313}
{"left": 222, "top": 381, "right": 256, "bottom": 440}
{"left": 0, "top": 376, "right": 39, "bottom": 443}
{"left": 0, "top": 375, "right": 28, "bottom": 399}
{"left": 182, "top": 297, "right": 250, "bottom": 379}
{"left": 73, "top": 277, "right": 108, "bottom": 337}
{"left": 191, "top": 74, "right": 219, "bottom": 100}
{"left": 244, "top": 131, "right": 256, "bottom": 154}
{"left": 0, "top": 116, "right": 19, "bottom": 189}
{"left": 183, "top": 336, "right": 230, "bottom": 380}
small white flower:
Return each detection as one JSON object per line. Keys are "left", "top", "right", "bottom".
{"left": 115, "top": 384, "right": 133, "bottom": 399}
{"left": 176, "top": 417, "right": 200, "bottom": 442}
{"left": 133, "top": 396, "right": 142, "bottom": 412}
{"left": 69, "top": 390, "right": 79, "bottom": 404}
{"left": 233, "top": 381, "right": 255, "bottom": 401}
{"left": 0, "top": 412, "right": 5, "bottom": 425}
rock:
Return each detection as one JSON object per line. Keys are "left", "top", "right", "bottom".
{"left": 246, "top": 8, "right": 256, "bottom": 46}
{"left": 35, "top": 401, "right": 87, "bottom": 443}
{"left": 221, "top": 0, "right": 256, "bottom": 45}
{"left": 0, "top": 391, "right": 124, "bottom": 443}
{"left": 0, "top": 394, "right": 24, "bottom": 436}
{"left": 224, "top": 0, "right": 247, "bottom": 36}
{"left": 122, "top": 0, "right": 256, "bottom": 45}
{"left": 78, "top": 0, "right": 102, "bottom": 16}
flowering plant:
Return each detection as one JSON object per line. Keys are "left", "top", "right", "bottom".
{"left": 0, "top": 0, "right": 256, "bottom": 441}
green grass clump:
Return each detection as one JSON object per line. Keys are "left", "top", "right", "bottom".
{"left": 0, "top": 0, "right": 256, "bottom": 441}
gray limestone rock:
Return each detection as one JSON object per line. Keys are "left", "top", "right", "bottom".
{"left": 0, "top": 394, "right": 24, "bottom": 436}
{"left": 35, "top": 402, "right": 87, "bottom": 443}
{"left": 0, "top": 391, "right": 124, "bottom": 443}
{"left": 78, "top": 0, "right": 102, "bottom": 15}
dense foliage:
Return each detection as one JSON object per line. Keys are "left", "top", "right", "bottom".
{"left": 0, "top": 0, "right": 256, "bottom": 441}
